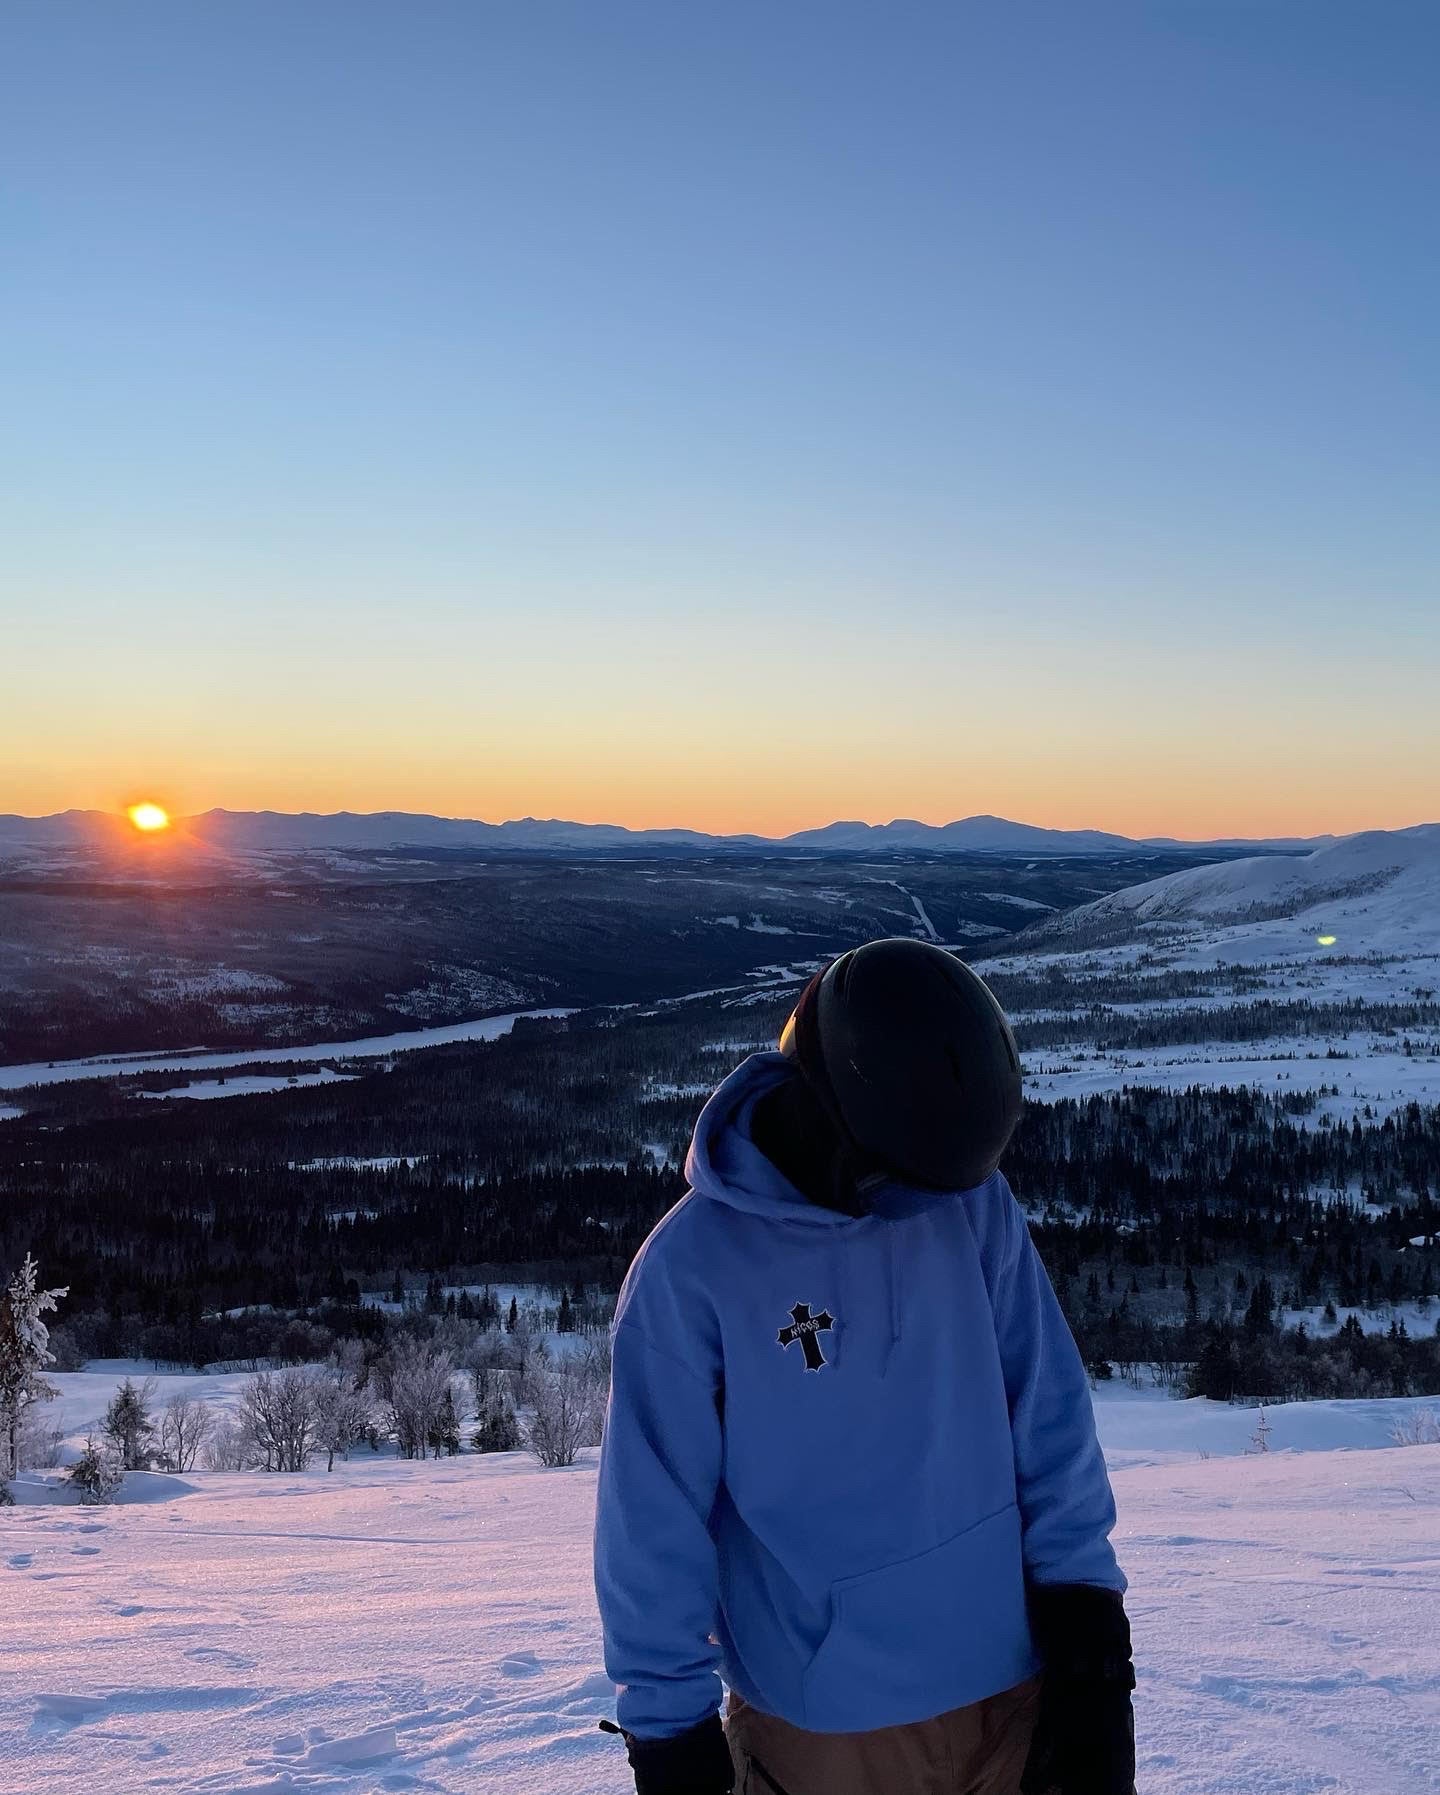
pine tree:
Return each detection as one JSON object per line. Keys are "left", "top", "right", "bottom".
{"left": 1187, "top": 1334, "right": 1240, "bottom": 1401}
{"left": 1243, "top": 1277, "right": 1275, "bottom": 1339}
{"left": 471, "top": 1370, "right": 521, "bottom": 1453}
{"left": 429, "top": 1385, "right": 462, "bottom": 1457}
{"left": 69, "top": 1435, "right": 124, "bottom": 1504}
{"left": 0, "top": 1256, "right": 68, "bottom": 1480}
{"left": 103, "top": 1378, "right": 156, "bottom": 1470}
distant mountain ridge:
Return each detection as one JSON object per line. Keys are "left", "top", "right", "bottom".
{"left": 0, "top": 806, "right": 1364, "bottom": 859}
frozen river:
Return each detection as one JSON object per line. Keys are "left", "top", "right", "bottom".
{"left": 0, "top": 1007, "right": 577, "bottom": 1092}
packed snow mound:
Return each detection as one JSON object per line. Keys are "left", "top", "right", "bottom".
{"left": 1049, "top": 823, "right": 1440, "bottom": 953}
{"left": 9, "top": 1469, "right": 199, "bottom": 1506}
{"left": 3, "top": 1430, "right": 1438, "bottom": 1795}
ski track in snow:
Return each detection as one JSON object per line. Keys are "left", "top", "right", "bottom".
{"left": 886, "top": 879, "right": 940, "bottom": 942}
{"left": 3, "top": 1432, "right": 1439, "bottom": 1794}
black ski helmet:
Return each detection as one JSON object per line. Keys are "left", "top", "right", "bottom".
{"left": 778, "top": 937, "right": 1022, "bottom": 1194}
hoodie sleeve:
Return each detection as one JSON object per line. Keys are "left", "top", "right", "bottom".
{"left": 988, "top": 1176, "right": 1126, "bottom": 1592}
{"left": 593, "top": 1213, "right": 726, "bottom": 1739}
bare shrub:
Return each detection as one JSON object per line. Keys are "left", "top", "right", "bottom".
{"left": 380, "top": 1339, "right": 454, "bottom": 1460}
{"left": 524, "top": 1362, "right": 604, "bottom": 1469}
{"left": 573, "top": 1333, "right": 613, "bottom": 1397}
{"left": 17, "top": 1414, "right": 65, "bottom": 1470}
{"left": 239, "top": 1367, "right": 320, "bottom": 1472}
{"left": 312, "top": 1352, "right": 374, "bottom": 1471}
{"left": 1390, "top": 1408, "right": 1440, "bottom": 1447}
{"left": 202, "top": 1414, "right": 254, "bottom": 1471}
{"left": 159, "top": 1394, "right": 214, "bottom": 1472}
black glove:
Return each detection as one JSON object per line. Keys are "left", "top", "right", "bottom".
{"left": 1021, "top": 1584, "right": 1136, "bottom": 1795}
{"left": 600, "top": 1713, "right": 735, "bottom": 1795}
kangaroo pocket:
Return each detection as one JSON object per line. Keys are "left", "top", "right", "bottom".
{"left": 800, "top": 1502, "right": 1033, "bottom": 1732}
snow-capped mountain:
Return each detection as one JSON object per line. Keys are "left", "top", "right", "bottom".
{"left": 1046, "top": 823, "right": 1440, "bottom": 957}
{"left": 782, "top": 815, "right": 1141, "bottom": 852}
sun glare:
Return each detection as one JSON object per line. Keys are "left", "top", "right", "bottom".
{"left": 127, "top": 802, "right": 171, "bottom": 833}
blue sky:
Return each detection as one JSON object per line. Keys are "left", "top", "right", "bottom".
{"left": 3, "top": 2, "right": 1436, "bottom": 837}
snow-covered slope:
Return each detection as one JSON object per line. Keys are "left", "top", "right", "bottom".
{"left": 1048, "top": 824, "right": 1440, "bottom": 958}
{"left": 4, "top": 1386, "right": 1439, "bottom": 1795}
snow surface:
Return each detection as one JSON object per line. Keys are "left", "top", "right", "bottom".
{"left": 1023, "top": 1041, "right": 1440, "bottom": 1118}
{"left": 5, "top": 1377, "right": 1440, "bottom": 1795}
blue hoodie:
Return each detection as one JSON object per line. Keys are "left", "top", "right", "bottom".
{"left": 594, "top": 1051, "right": 1124, "bottom": 1739}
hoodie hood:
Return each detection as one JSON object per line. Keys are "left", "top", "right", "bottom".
{"left": 685, "top": 1052, "right": 957, "bottom": 1375}
{"left": 686, "top": 1052, "right": 865, "bottom": 1226}
{"left": 685, "top": 1051, "right": 958, "bottom": 1228}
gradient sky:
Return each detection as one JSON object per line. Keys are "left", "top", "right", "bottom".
{"left": 3, "top": 2, "right": 1437, "bottom": 840}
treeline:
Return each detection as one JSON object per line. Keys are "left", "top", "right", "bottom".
{"left": 1011, "top": 996, "right": 1440, "bottom": 1053}
{"left": 1008, "top": 1086, "right": 1438, "bottom": 1218}
{"left": 8, "top": 1160, "right": 676, "bottom": 1361}
{"left": 1071, "top": 1287, "right": 1440, "bottom": 1406}
{"left": 3, "top": 992, "right": 1436, "bottom": 1395}
{"left": 981, "top": 962, "right": 1273, "bottom": 1012}
{"left": 4, "top": 1079, "right": 1436, "bottom": 1369}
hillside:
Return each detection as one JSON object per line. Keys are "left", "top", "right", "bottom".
{"left": 1044, "top": 823, "right": 1440, "bottom": 960}
{"left": 5, "top": 1378, "right": 1438, "bottom": 1795}
{"left": 0, "top": 849, "right": 1208, "bottom": 1065}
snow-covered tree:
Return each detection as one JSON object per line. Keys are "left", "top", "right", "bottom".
{"left": 523, "top": 1360, "right": 604, "bottom": 1469}
{"left": 311, "top": 1352, "right": 373, "bottom": 1472}
{"left": 239, "top": 1368, "right": 320, "bottom": 1472}
{"left": 0, "top": 1255, "right": 69, "bottom": 1480}
{"left": 158, "top": 1393, "right": 214, "bottom": 1472}
{"left": 103, "top": 1377, "right": 157, "bottom": 1470}
{"left": 380, "top": 1338, "right": 454, "bottom": 1459}
{"left": 69, "top": 1435, "right": 124, "bottom": 1505}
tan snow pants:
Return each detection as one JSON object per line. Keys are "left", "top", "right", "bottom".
{"left": 725, "top": 1675, "right": 1044, "bottom": 1795}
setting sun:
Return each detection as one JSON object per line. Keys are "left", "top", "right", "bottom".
{"left": 127, "top": 801, "right": 171, "bottom": 833}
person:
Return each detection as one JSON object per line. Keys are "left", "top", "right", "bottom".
{"left": 595, "top": 938, "right": 1135, "bottom": 1795}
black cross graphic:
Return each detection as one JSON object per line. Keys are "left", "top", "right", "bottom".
{"left": 777, "top": 1301, "right": 834, "bottom": 1372}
